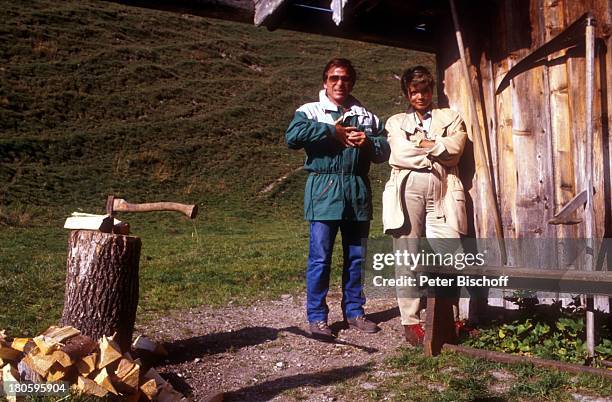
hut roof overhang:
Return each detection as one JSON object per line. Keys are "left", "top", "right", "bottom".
{"left": 253, "top": 0, "right": 451, "bottom": 52}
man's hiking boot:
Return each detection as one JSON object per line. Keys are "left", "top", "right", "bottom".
{"left": 309, "top": 321, "right": 335, "bottom": 340}
{"left": 347, "top": 315, "right": 380, "bottom": 333}
{"left": 404, "top": 324, "right": 425, "bottom": 346}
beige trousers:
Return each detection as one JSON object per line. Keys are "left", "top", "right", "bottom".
{"left": 394, "top": 170, "right": 461, "bottom": 325}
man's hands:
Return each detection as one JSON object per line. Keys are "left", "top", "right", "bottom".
{"left": 334, "top": 124, "right": 368, "bottom": 148}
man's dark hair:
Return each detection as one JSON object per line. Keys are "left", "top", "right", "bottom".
{"left": 322, "top": 58, "right": 357, "bottom": 83}
{"left": 401, "top": 65, "right": 435, "bottom": 96}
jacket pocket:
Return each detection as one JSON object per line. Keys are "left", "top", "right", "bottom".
{"left": 450, "top": 190, "right": 467, "bottom": 234}
{"left": 315, "top": 179, "right": 334, "bottom": 201}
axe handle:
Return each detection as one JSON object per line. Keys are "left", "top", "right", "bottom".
{"left": 113, "top": 199, "right": 198, "bottom": 219}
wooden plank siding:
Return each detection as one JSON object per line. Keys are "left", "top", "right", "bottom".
{"left": 543, "top": 0, "right": 581, "bottom": 268}
{"left": 437, "top": 0, "right": 611, "bottom": 312}
{"left": 441, "top": 0, "right": 610, "bottom": 242}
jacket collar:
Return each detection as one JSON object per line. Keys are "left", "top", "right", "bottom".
{"left": 400, "top": 107, "right": 453, "bottom": 136}
{"left": 319, "top": 89, "right": 361, "bottom": 112}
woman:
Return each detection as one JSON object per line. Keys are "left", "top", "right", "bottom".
{"left": 382, "top": 66, "right": 468, "bottom": 345}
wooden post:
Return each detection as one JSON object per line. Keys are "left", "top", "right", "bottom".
{"left": 423, "top": 296, "right": 456, "bottom": 357}
{"left": 61, "top": 230, "right": 141, "bottom": 351}
{"left": 449, "top": 0, "right": 507, "bottom": 264}
{"left": 585, "top": 15, "right": 596, "bottom": 359}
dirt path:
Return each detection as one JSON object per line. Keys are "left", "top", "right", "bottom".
{"left": 137, "top": 293, "right": 406, "bottom": 401}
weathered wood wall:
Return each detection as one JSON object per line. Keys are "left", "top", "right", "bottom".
{"left": 439, "top": 0, "right": 611, "bottom": 263}
{"left": 437, "top": 0, "right": 611, "bottom": 312}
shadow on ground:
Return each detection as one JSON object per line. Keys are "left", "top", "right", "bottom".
{"left": 162, "top": 326, "right": 281, "bottom": 363}
{"left": 223, "top": 363, "right": 372, "bottom": 401}
{"left": 367, "top": 306, "right": 400, "bottom": 324}
{"left": 162, "top": 324, "right": 382, "bottom": 365}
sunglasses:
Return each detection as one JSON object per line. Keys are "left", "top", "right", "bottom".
{"left": 327, "top": 75, "right": 352, "bottom": 83}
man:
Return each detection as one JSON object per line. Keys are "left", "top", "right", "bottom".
{"left": 382, "top": 66, "right": 468, "bottom": 345}
{"left": 285, "top": 58, "right": 390, "bottom": 339}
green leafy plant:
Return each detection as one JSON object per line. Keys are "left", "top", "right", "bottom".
{"left": 465, "top": 317, "right": 590, "bottom": 363}
{"left": 465, "top": 295, "right": 611, "bottom": 366}
{"left": 595, "top": 338, "right": 612, "bottom": 364}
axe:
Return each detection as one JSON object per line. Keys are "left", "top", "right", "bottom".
{"left": 106, "top": 195, "right": 198, "bottom": 219}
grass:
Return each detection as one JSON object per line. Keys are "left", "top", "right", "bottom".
{"left": 0, "top": 214, "right": 310, "bottom": 336}
{"left": 335, "top": 347, "right": 612, "bottom": 401}
{"left": 0, "top": 0, "right": 430, "bottom": 217}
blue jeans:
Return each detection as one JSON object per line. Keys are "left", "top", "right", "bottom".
{"left": 306, "top": 220, "right": 370, "bottom": 323}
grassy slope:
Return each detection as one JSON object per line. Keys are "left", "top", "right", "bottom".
{"left": 0, "top": 0, "right": 432, "bottom": 215}
{"left": 0, "top": 0, "right": 434, "bottom": 335}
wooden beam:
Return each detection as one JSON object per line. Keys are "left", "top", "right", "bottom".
{"left": 443, "top": 344, "right": 612, "bottom": 379}
{"left": 414, "top": 265, "right": 612, "bottom": 295}
{"left": 254, "top": 0, "right": 285, "bottom": 26}
{"left": 548, "top": 189, "right": 587, "bottom": 224}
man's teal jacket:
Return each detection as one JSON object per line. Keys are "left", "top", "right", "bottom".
{"left": 286, "top": 90, "right": 390, "bottom": 221}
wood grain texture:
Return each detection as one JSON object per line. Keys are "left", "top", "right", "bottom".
{"left": 61, "top": 230, "right": 141, "bottom": 351}
{"left": 445, "top": 0, "right": 611, "bottom": 243}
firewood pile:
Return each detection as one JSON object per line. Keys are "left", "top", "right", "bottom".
{"left": 0, "top": 326, "right": 184, "bottom": 401}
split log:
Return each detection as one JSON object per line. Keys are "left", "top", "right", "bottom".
{"left": 98, "top": 335, "right": 122, "bottom": 369}
{"left": 143, "top": 367, "right": 166, "bottom": 386}
{"left": 113, "top": 356, "right": 139, "bottom": 394}
{"left": 33, "top": 335, "right": 59, "bottom": 355}
{"left": 76, "top": 353, "right": 97, "bottom": 376}
{"left": 156, "top": 382, "right": 185, "bottom": 402}
{"left": 62, "top": 334, "right": 97, "bottom": 362}
{"left": 47, "top": 363, "right": 72, "bottom": 382}
{"left": 77, "top": 376, "right": 108, "bottom": 397}
{"left": 2, "top": 364, "right": 25, "bottom": 402}
{"left": 133, "top": 335, "right": 168, "bottom": 357}
{"left": 60, "top": 230, "right": 141, "bottom": 351}
{"left": 94, "top": 367, "right": 118, "bottom": 395}
{"left": 17, "top": 359, "right": 43, "bottom": 383}
{"left": 3, "top": 363, "right": 19, "bottom": 382}
{"left": 42, "top": 325, "right": 81, "bottom": 343}
{"left": 114, "top": 356, "right": 135, "bottom": 379}
{"left": 0, "top": 341, "right": 22, "bottom": 361}
{"left": 132, "top": 335, "right": 168, "bottom": 366}
{"left": 140, "top": 378, "right": 158, "bottom": 400}
{"left": 52, "top": 350, "right": 73, "bottom": 368}
{"left": 10, "top": 338, "right": 31, "bottom": 353}
{"left": 21, "top": 350, "right": 56, "bottom": 378}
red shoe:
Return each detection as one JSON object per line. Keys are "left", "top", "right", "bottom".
{"left": 455, "top": 320, "right": 479, "bottom": 338}
{"left": 404, "top": 324, "right": 425, "bottom": 346}
{"left": 454, "top": 320, "right": 465, "bottom": 337}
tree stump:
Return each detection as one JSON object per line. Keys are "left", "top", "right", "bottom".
{"left": 60, "top": 230, "right": 141, "bottom": 351}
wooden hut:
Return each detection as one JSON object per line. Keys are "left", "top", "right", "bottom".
{"left": 252, "top": 0, "right": 612, "bottom": 304}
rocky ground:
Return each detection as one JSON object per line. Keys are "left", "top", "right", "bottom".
{"left": 137, "top": 294, "right": 612, "bottom": 402}
{"left": 137, "top": 293, "right": 407, "bottom": 401}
